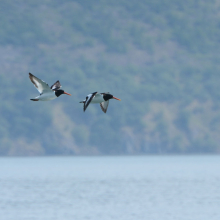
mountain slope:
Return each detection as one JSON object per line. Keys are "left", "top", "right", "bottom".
{"left": 1, "top": 0, "right": 220, "bottom": 155}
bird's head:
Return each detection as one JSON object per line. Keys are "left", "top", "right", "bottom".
{"left": 103, "top": 93, "right": 121, "bottom": 101}
{"left": 55, "top": 90, "right": 71, "bottom": 97}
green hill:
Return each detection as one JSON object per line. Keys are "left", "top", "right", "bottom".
{"left": 1, "top": 0, "right": 220, "bottom": 156}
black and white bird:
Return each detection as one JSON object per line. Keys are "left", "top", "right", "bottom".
{"left": 80, "top": 92, "right": 121, "bottom": 113}
{"left": 29, "top": 73, "right": 71, "bottom": 101}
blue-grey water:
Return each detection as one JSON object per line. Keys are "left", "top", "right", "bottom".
{"left": 0, "top": 156, "right": 220, "bottom": 220}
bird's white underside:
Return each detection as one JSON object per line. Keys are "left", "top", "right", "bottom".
{"left": 90, "top": 94, "right": 104, "bottom": 103}
{"left": 33, "top": 92, "right": 56, "bottom": 101}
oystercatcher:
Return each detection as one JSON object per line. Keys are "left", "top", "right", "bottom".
{"left": 80, "top": 92, "right": 121, "bottom": 113}
{"left": 29, "top": 73, "right": 71, "bottom": 101}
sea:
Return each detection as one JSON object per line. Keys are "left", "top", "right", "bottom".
{"left": 0, "top": 155, "right": 220, "bottom": 220}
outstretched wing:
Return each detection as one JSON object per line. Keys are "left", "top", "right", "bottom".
{"left": 100, "top": 100, "right": 109, "bottom": 113}
{"left": 51, "top": 81, "right": 62, "bottom": 91}
{"left": 29, "top": 73, "right": 51, "bottom": 94}
{"left": 84, "top": 92, "right": 98, "bottom": 112}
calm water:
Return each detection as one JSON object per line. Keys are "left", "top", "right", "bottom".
{"left": 0, "top": 156, "right": 220, "bottom": 220}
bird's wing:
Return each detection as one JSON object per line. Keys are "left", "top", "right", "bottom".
{"left": 84, "top": 92, "right": 98, "bottom": 111}
{"left": 29, "top": 73, "right": 51, "bottom": 94}
{"left": 100, "top": 100, "right": 109, "bottom": 113}
{"left": 51, "top": 80, "right": 62, "bottom": 91}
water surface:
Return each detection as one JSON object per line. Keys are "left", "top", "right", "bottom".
{"left": 0, "top": 156, "right": 220, "bottom": 220}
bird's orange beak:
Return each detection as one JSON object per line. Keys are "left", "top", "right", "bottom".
{"left": 113, "top": 96, "right": 121, "bottom": 101}
{"left": 64, "top": 91, "right": 71, "bottom": 96}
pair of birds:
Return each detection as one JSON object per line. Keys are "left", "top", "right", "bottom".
{"left": 29, "top": 73, "right": 121, "bottom": 113}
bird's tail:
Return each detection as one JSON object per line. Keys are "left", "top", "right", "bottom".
{"left": 30, "top": 99, "right": 39, "bottom": 101}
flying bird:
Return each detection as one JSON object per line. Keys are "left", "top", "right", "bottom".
{"left": 80, "top": 92, "right": 121, "bottom": 113}
{"left": 29, "top": 73, "right": 71, "bottom": 101}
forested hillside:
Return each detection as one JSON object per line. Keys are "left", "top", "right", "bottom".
{"left": 1, "top": 0, "right": 220, "bottom": 156}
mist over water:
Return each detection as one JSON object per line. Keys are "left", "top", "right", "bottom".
{"left": 0, "top": 156, "right": 220, "bottom": 220}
